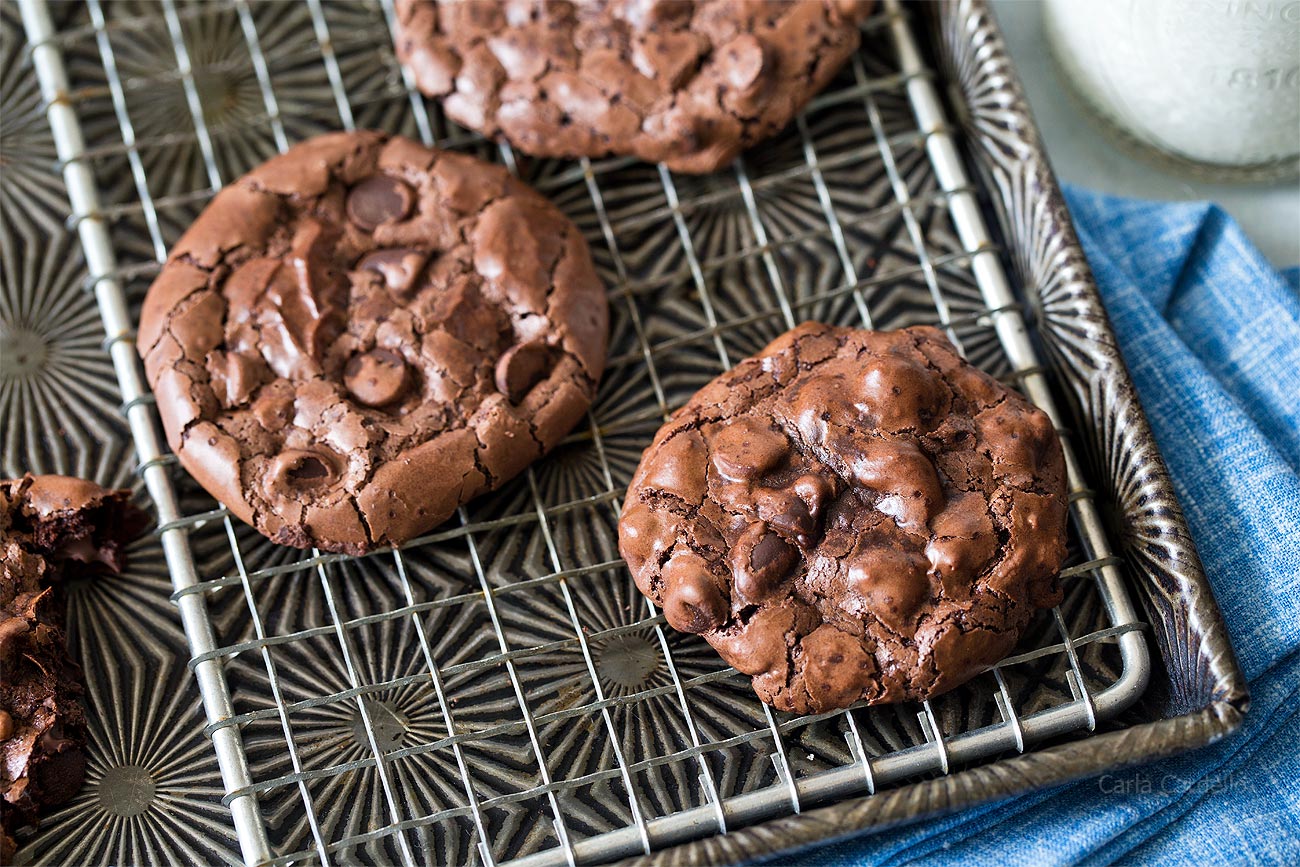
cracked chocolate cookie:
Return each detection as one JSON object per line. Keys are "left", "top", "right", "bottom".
{"left": 2, "top": 474, "right": 147, "bottom": 860}
{"left": 618, "top": 323, "right": 1068, "bottom": 713}
{"left": 393, "top": 0, "right": 876, "bottom": 174}
{"left": 138, "top": 131, "right": 608, "bottom": 555}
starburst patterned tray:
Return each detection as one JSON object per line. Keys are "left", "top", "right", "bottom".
{"left": 4, "top": 1, "right": 1246, "bottom": 865}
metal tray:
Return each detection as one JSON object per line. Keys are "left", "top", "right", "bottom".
{"left": 5, "top": 0, "right": 1246, "bottom": 864}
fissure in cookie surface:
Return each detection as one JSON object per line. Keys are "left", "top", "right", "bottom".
{"left": 619, "top": 322, "right": 1068, "bottom": 713}
{"left": 137, "top": 131, "right": 608, "bottom": 554}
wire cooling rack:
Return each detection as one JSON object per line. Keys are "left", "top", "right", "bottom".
{"left": 21, "top": 0, "right": 1149, "bottom": 864}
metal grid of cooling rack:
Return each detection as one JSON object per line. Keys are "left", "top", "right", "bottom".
{"left": 21, "top": 0, "right": 1149, "bottom": 864}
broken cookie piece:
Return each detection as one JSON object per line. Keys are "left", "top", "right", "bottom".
{"left": 136, "top": 131, "right": 608, "bottom": 554}
{"left": 1, "top": 474, "right": 147, "bottom": 860}
{"left": 618, "top": 323, "right": 1068, "bottom": 713}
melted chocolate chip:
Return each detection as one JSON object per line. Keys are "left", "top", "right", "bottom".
{"left": 753, "top": 487, "right": 817, "bottom": 546}
{"left": 711, "top": 418, "right": 788, "bottom": 482}
{"left": 730, "top": 522, "right": 797, "bottom": 604}
{"left": 37, "top": 728, "right": 74, "bottom": 754}
{"left": 633, "top": 31, "right": 703, "bottom": 88}
{"left": 660, "top": 550, "right": 726, "bottom": 633}
{"left": 345, "top": 349, "right": 411, "bottom": 407}
{"left": 848, "top": 547, "right": 930, "bottom": 633}
{"left": 859, "top": 353, "right": 948, "bottom": 431}
{"left": 494, "top": 340, "right": 554, "bottom": 404}
{"left": 346, "top": 175, "right": 414, "bottom": 231}
{"left": 357, "top": 248, "right": 430, "bottom": 294}
{"left": 290, "top": 457, "right": 328, "bottom": 481}
{"left": 792, "top": 473, "right": 835, "bottom": 520}
{"left": 721, "top": 34, "right": 768, "bottom": 93}
{"left": 251, "top": 392, "right": 293, "bottom": 431}
{"left": 267, "top": 449, "right": 341, "bottom": 495}
{"left": 750, "top": 530, "right": 795, "bottom": 575}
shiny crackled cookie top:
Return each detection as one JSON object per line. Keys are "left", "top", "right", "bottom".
{"left": 394, "top": 0, "right": 876, "bottom": 173}
{"left": 618, "top": 323, "right": 1068, "bottom": 713}
{"left": 138, "top": 132, "right": 607, "bottom": 555}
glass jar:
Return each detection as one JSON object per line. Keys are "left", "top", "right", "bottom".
{"left": 1044, "top": 0, "right": 1300, "bottom": 181}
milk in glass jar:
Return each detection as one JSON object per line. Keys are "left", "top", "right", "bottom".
{"left": 1044, "top": 0, "right": 1300, "bottom": 180}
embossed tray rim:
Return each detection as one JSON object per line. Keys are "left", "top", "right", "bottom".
{"left": 14, "top": 0, "right": 1245, "bottom": 864}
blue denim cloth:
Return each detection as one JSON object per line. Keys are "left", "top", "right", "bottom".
{"left": 796, "top": 188, "right": 1300, "bottom": 866}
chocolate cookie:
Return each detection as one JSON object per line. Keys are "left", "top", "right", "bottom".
{"left": 618, "top": 323, "right": 1068, "bottom": 713}
{"left": 394, "top": 0, "right": 876, "bottom": 174}
{"left": 137, "top": 132, "right": 608, "bottom": 555}
{"left": 1, "top": 475, "right": 147, "bottom": 860}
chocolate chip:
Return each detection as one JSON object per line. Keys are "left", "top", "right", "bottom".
{"left": 859, "top": 355, "right": 947, "bottom": 432}
{"left": 345, "top": 349, "right": 410, "bottom": 408}
{"left": 755, "top": 488, "right": 817, "bottom": 546}
{"left": 721, "top": 35, "right": 768, "bottom": 93}
{"left": 661, "top": 550, "right": 727, "bottom": 634}
{"left": 666, "top": 591, "right": 725, "bottom": 634}
{"left": 286, "top": 219, "right": 340, "bottom": 313}
{"left": 848, "top": 548, "right": 930, "bottom": 633}
{"left": 711, "top": 418, "right": 788, "bottom": 482}
{"left": 495, "top": 340, "right": 553, "bottom": 404}
{"left": 289, "top": 457, "right": 328, "bottom": 481}
{"left": 793, "top": 473, "right": 835, "bottom": 519}
{"left": 849, "top": 439, "right": 943, "bottom": 530}
{"left": 730, "top": 522, "right": 797, "bottom": 604}
{"left": 37, "top": 728, "right": 74, "bottom": 753}
{"left": 346, "top": 175, "right": 414, "bottom": 231}
{"left": 267, "top": 449, "right": 341, "bottom": 495}
{"left": 210, "top": 351, "right": 270, "bottom": 408}
{"left": 750, "top": 530, "right": 795, "bottom": 575}
{"left": 251, "top": 392, "right": 293, "bottom": 432}
{"left": 357, "top": 248, "right": 430, "bottom": 294}
{"left": 632, "top": 31, "right": 703, "bottom": 88}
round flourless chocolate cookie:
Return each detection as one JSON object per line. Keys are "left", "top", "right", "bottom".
{"left": 138, "top": 132, "right": 608, "bottom": 555}
{"left": 393, "top": 0, "right": 876, "bottom": 174}
{"left": 618, "top": 323, "right": 1068, "bottom": 713}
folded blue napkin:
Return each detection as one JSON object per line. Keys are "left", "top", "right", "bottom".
{"left": 798, "top": 187, "right": 1300, "bottom": 865}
